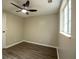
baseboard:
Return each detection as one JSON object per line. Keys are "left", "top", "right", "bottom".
{"left": 6, "top": 40, "right": 24, "bottom": 48}
{"left": 6, "top": 40, "right": 58, "bottom": 49}
{"left": 57, "top": 48, "right": 60, "bottom": 59}
{"left": 24, "top": 40, "right": 58, "bottom": 48}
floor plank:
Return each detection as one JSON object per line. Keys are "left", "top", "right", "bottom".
{"left": 3, "top": 42, "right": 57, "bottom": 59}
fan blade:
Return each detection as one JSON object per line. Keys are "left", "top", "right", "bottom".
{"left": 16, "top": 10, "right": 21, "bottom": 12}
{"left": 23, "top": 0, "right": 30, "bottom": 7}
{"left": 11, "top": 3, "right": 23, "bottom": 9}
{"left": 27, "top": 9, "right": 37, "bottom": 12}
{"left": 26, "top": 0, "right": 30, "bottom": 7}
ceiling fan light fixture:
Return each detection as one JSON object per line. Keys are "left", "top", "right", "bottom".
{"left": 21, "top": 9, "right": 27, "bottom": 13}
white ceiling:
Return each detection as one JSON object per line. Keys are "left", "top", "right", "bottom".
{"left": 3, "top": 0, "right": 62, "bottom": 18}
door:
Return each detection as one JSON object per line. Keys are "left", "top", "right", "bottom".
{"left": 2, "top": 12, "right": 6, "bottom": 48}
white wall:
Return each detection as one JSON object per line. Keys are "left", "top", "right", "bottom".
{"left": 5, "top": 12, "right": 24, "bottom": 47}
{"left": 58, "top": 0, "right": 76, "bottom": 59}
{"left": 4, "top": 11, "right": 59, "bottom": 48}
{"left": 24, "top": 14, "right": 59, "bottom": 47}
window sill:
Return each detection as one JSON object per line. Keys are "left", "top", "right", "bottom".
{"left": 60, "top": 32, "right": 71, "bottom": 38}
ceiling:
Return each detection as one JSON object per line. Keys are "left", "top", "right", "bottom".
{"left": 3, "top": 0, "right": 62, "bottom": 18}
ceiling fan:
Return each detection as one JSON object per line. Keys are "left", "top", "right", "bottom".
{"left": 11, "top": 0, "right": 37, "bottom": 15}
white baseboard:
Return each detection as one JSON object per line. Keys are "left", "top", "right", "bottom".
{"left": 6, "top": 40, "right": 58, "bottom": 49}
{"left": 6, "top": 40, "right": 24, "bottom": 48}
{"left": 5, "top": 40, "right": 58, "bottom": 49}
{"left": 24, "top": 40, "right": 58, "bottom": 48}
{"left": 57, "top": 48, "right": 60, "bottom": 59}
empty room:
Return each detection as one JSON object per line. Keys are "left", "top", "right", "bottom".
{"left": 2, "top": 0, "right": 76, "bottom": 59}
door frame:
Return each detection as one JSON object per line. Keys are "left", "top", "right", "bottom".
{"left": 2, "top": 12, "right": 6, "bottom": 48}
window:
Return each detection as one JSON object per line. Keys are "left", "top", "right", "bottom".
{"left": 61, "top": 0, "right": 71, "bottom": 35}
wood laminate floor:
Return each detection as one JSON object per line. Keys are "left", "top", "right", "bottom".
{"left": 3, "top": 42, "right": 57, "bottom": 59}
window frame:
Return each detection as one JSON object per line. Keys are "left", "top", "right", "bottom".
{"left": 60, "top": 0, "right": 71, "bottom": 37}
